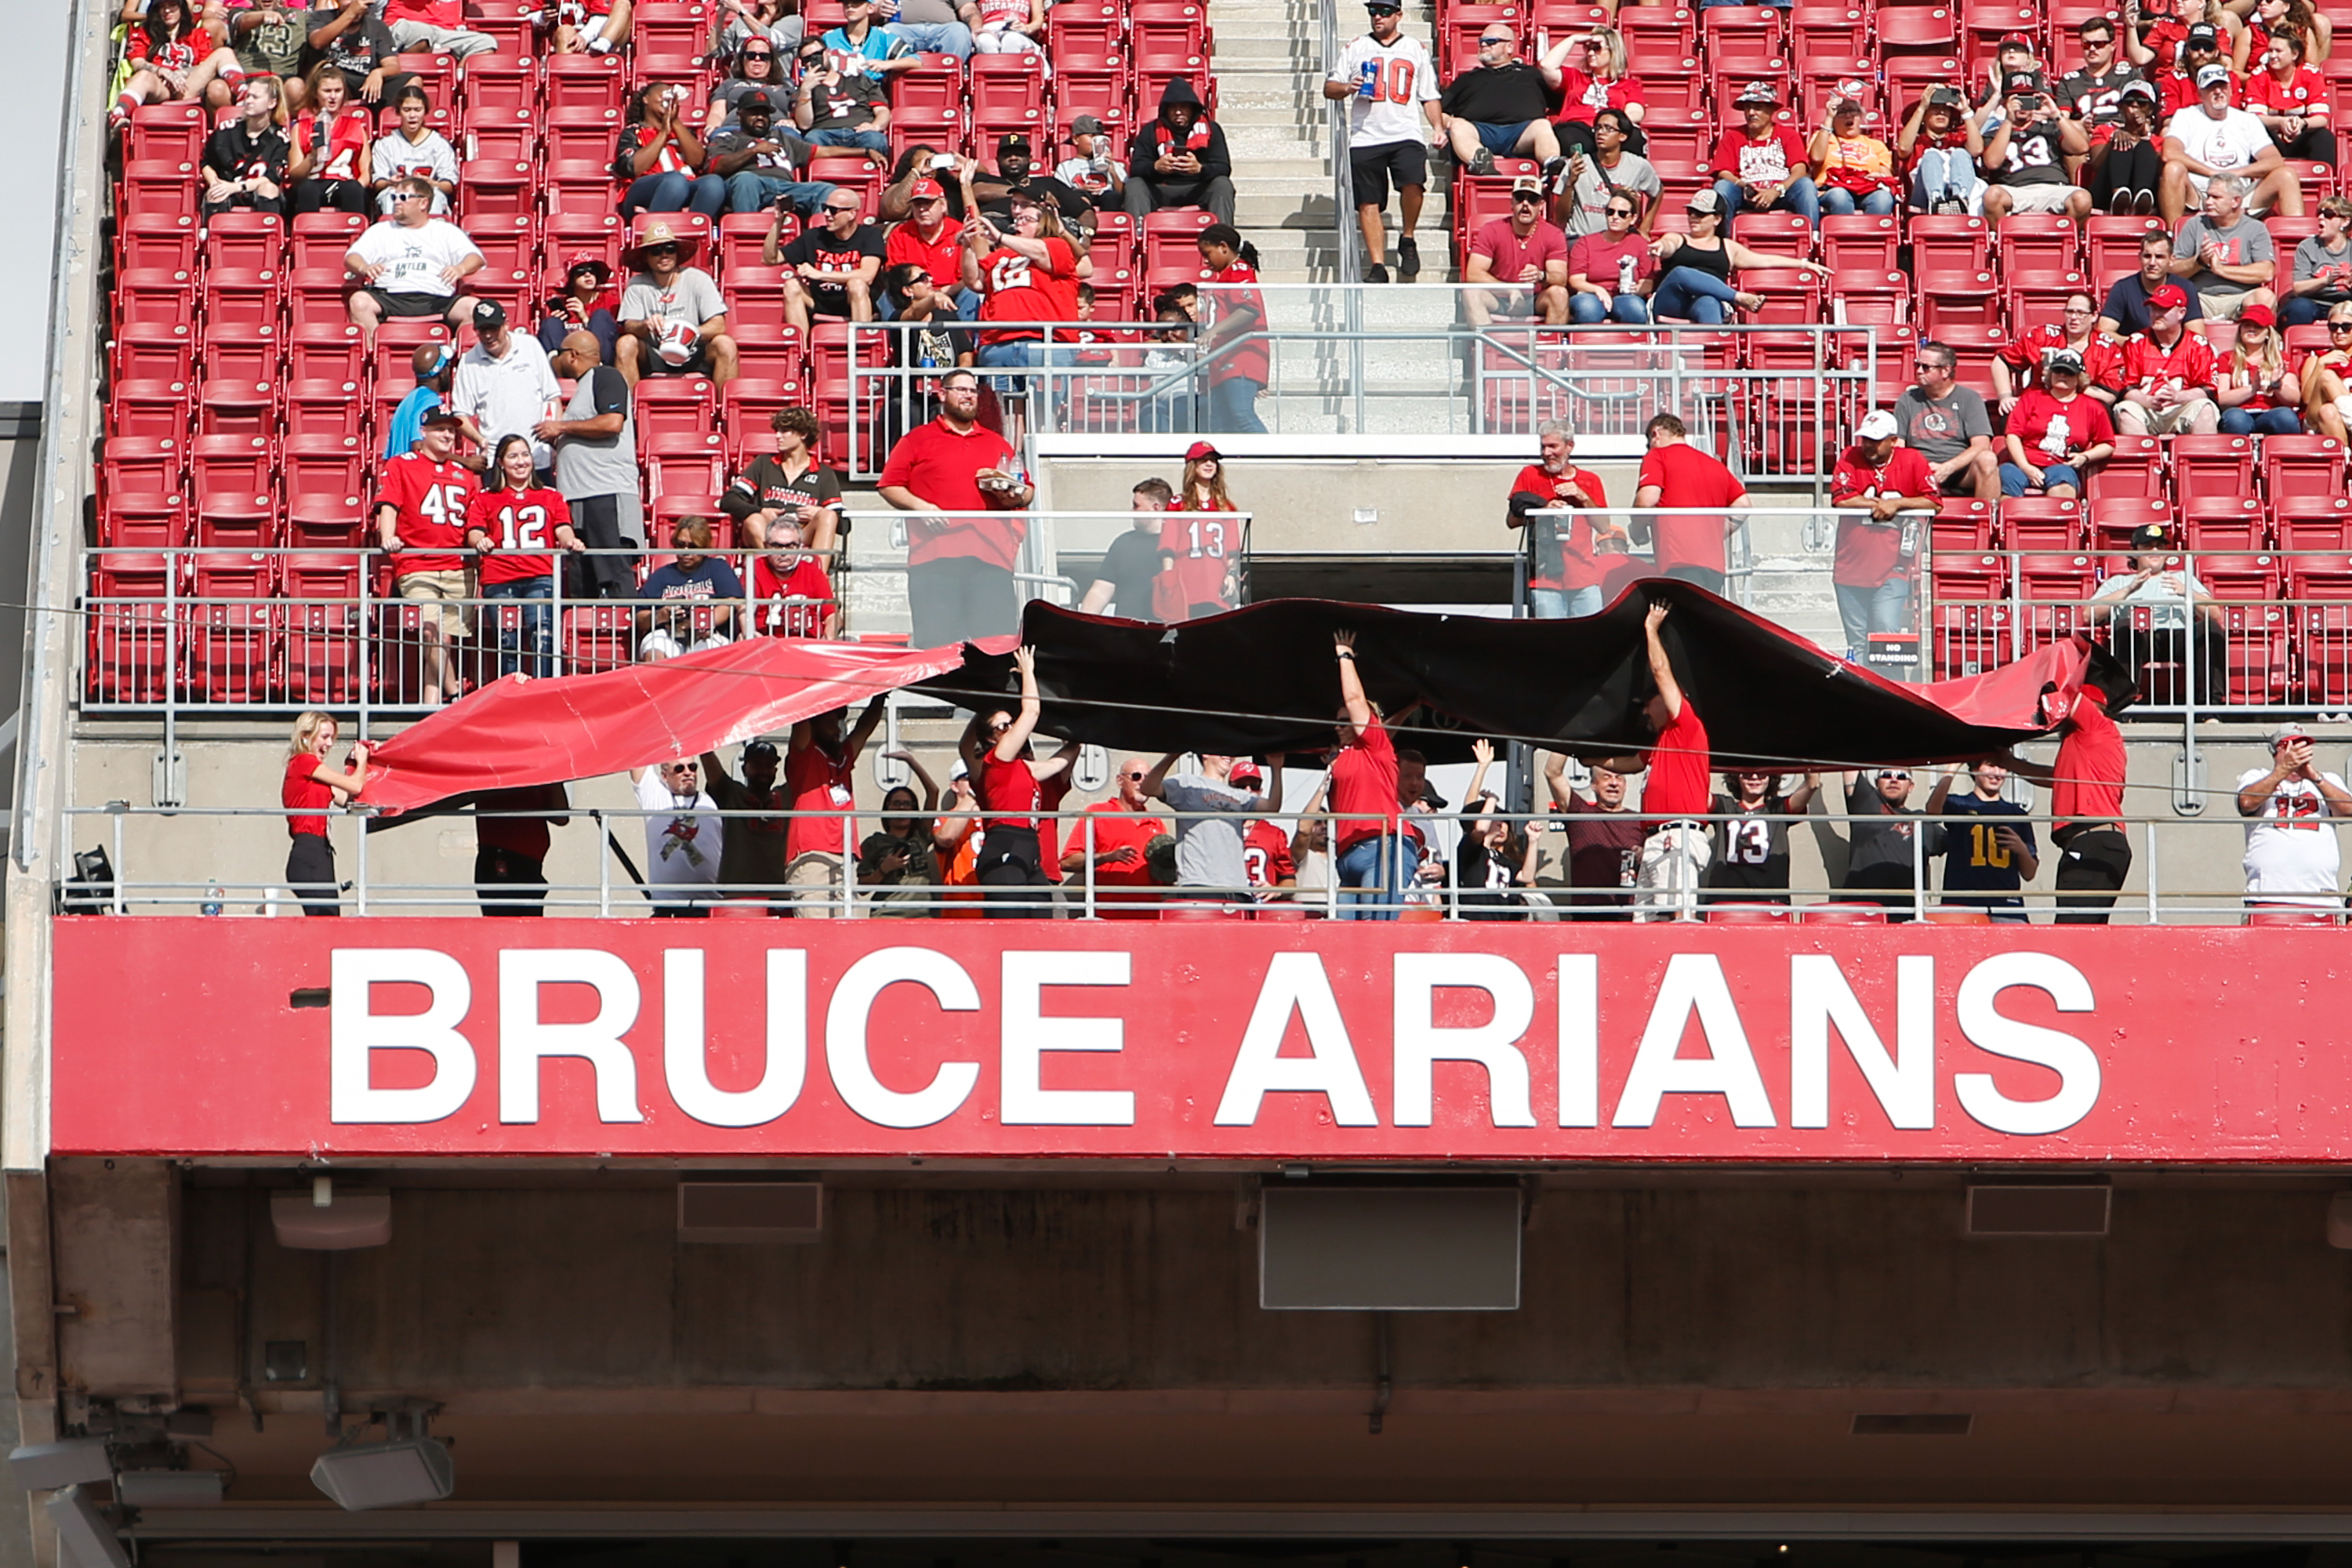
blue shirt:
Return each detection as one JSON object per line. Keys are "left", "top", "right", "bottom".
{"left": 818, "top": 25, "right": 913, "bottom": 62}
{"left": 1940, "top": 792, "right": 2036, "bottom": 907}
{"left": 382, "top": 385, "right": 442, "bottom": 461}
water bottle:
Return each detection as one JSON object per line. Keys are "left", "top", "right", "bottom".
{"left": 201, "top": 884, "right": 224, "bottom": 916}
{"left": 1359, "top": 58, "right": 1378, "bottom": 98}
{"left": 1617, "top": 254, "right": 1637, "bottom": 294}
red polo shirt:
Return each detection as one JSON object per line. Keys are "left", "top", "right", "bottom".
{"left": 879, "top": 416, "right": 1029, "bottom": 569}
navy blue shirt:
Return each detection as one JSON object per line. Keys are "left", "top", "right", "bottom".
{"left": 1940, "top": 792, "right": 2036, "bottom": 910}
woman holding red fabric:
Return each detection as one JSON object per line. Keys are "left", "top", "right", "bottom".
{"left": 1155, "top": 441, "right": 1240, "bottom": 622}
{"left": 972, "top": 647, "right": 1080, "bottom": 917}
{"left": 1327, "top": 628, "right": 1407, "bottom": 920}
{"left": 288, "top": 67, "right": 373, "bottom": 215}
{"left": 281, "top": 712, "right": 371, "bottom": 916}
{"left": 463, "top": 434, "right": 583, "bottom": 679}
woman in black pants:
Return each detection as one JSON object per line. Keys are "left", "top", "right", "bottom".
{"left": 281, "top": 712, "right": 371, "bottom": 915}
{"left": 2089, "top": 82, "right": 2166, "bottom": 216}
{"left": 971, "top": 647, "right": 1080, "bottom": 917}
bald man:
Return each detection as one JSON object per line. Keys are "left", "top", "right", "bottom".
{"left": 1063, "top": 755, "right": 1168, "bottom": 916}
{"left": 535, "top": 330, "right": 641, "bottom": 601}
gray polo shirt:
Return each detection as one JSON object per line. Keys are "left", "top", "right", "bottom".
{"left": 1159, "top": 774, "right": 1259, "bottom": 891}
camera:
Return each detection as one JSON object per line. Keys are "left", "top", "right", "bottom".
{"left": 1926, "top": 85, "right": 1962, "bottom": 107}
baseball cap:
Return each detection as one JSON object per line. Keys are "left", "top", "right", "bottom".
{"left": 2240, "top": 301, "right": 2278, "bottom": 329}
{"left": 1510, "top": 175, "right": 1545, "bottom": 196}
{"left": 2004, "top": 69, "right": 2045, "bottom": 94}
{"left": 998, "top": 131, "right": 1032, "bottom": 154}
{"left": 2001, "top": 29, "right": 2035, "bottom": 48}
{"left": 1857, "top": 409, "right": 1898, "bottom": 440}
{"left": 2130, "top": 521, "right": 2172, "bottom": 550}
{"left": 2187, "top": 21, "right": 2220, "bottom": 45}
{"left": 1734, "top": 78, "right": 1780, "bottom": 105}
{"left": 1367, "top": 0, "right": 1403, "bottom": 11}
{"left": 2147, "top": 281, "right": 2190, "bottom": 310}
{"left": 1185, "top": 439, "right": 1222, "bottom": 462}
{"left": 740, "top": 88, "right": 773, "bottom": 111}
{"left": 2269, "top": 720, "right": 2314, "bottom": 749}
{"left": 471, "top": 298, "right": 507, "bottom": 331}
{"left": 1230, "top": 760, "right": 1265, "bottom": 785}
{"left": 909, "top": 176, "right": 946, "bottom": 201}
{"left": 1687, "top": 187, "right": 1726, "bottom": 216}
{"left": 1069, "top": 114, "right": 1106, "bottom": 136}
{"left": 742, "top": 738, "right": 780, "bottom": 760}
{"left": 2197, "top": 61, "right": 2232, "bottom": 88}
{"left": 2045, "top": 347, "right": 2086, "bottom": 375}
{"left": 419, "top": 401, "right": 462, "bottom": 426}
{"left": 2121, "top": 77, "right": 2160, "bottom": 102}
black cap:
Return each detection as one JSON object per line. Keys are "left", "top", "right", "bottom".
{"left": 741, "top": 89, "right": 773, "bottom": 111}
{"left": 743, "top": 739, "right": 780, "bottom": 760}
{"left": 419, "top": 401, "right": 463, "bottom": 426}
{"left": 2131, "top": 521, "right": 2170, "bottom": 550}
{"left": 471, "top": 298, "right": 507, "bottom": 331}
{"left": 998, "top": 130, "right": 1032, "bottom": 154}
{"left": 2187, "top": 21, "right": 2220, "bottom": 44}
{"left": 2004, "top": 69, "right": 2044, "bottom": 94}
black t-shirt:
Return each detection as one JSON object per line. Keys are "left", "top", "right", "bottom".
{"left": 1993, "top": 119, "right": 2070, "bottom": 186}
{"left": 722, "top": 454, "right": 845, "bottom": 523}
{"left": 807, "top": 72, "right": 886, "bottom": 129}
{"left": 979, "top": 174, "right": 1091, "bottom": 227}
{"left": 307, "top": 5, "right": 398, "bottom": 76}
{"left": 1440, "top": 61, "right": 1552, "bottom": 127}
{"left": 638, "top": 557, "right": 747, "bottom": 604}
{"left": 1845, "top": 779, "right": 1940, "bottom": 886}
{"left": 1454, "top": 831, "right": 1526, "bottom": 921}
{"left": 783, "top": 223, "right": 886, "bottom": 300}
{"left": 205, "top": 122, "right": 291, "bottom": 183}
{"left": 1095, "top": 528, "right": 1164, "bottom": 620}
{"left": 2100, "top": 271, "right": 2207, "bottom": 336}
{"left": 1704, "top": 791, "right": 1798, "bottom": 900}
{"left": 2057, "top": 64, "right": 2145, "bottom": 132}
{"left": 1940, "top": 793, "right": 2037, "bottom": 906}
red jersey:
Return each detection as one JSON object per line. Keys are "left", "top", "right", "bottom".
{"left": 295, "top": 106, "right": 371, "bottom": 183}
{"left": 1998, "top": 325, "right": 2122, "bottom": 392}
{"left": 2141, "top": 18, "right": 2190, "bottom": 72}
{"left": 1210, "top": 259, "right": 1270, "bottom": 385}
{"left": 884, "top": 219, "right": 964, "bottom": 289}
{"left": 786, "top": 741, "right": 857, "bottom": 863}
{"left": 463, "top": 485, "right": 571, "bottom": 584}
{"left": 753, "top": 555, "right": 836, "bottom": 636}
{"left": 978, "top": 753, "right": 1042, "bottom": 830}
{"left": 1074, "top": 799, "right": 1164, "bottom": 916}
{"left": 2117, "top": 329, "right": 2217, "bottom": 396}
{"left": 877, "top": 417, "right": 1028, "bottom": 569}
{"left": 379, "top": 453, "right": 479, "bottom": 574}
{"left": 1636, "top": 441, "right": 1748, "bottom": 578}
{"left": 977, "top": 237, "right": 1079, "bottom": 345}
{"left": 284, "top": 753, "right": 334, "bottom": 838}
{"left": 1554, "top": 68, "right": 1645, "bottom": 126}
{"left": 1643, "top": 702, "right": 1711, "bottom": 828}
{"left": 1157, "top": 503, "right": 1237, "bottom": 610}
{"left": 1330, "top": 717, "right": 1403, "bottom": 853}
{"left": 1509, "top": 461, "right": 1610, "bottom": 592}
{"left": 2247, "top": 65, "right": 2331, "bottom": 119}
{"left": 2052, "top": 690, "right": 2127, "bottom": 827}
{"left": 1827, "top": 444, "right": 1935, "bottom": 589}
{"left": 2220, "top": 347, "right": 2296, "bottom": 412}
{"left": 1243, "top": 818, "right": 1297, "bottom": 888}
{"left": 127, "top": 24, "right": 205, "bottom": 74}
{"left": 2008, "top": 387, "right": 2117, "bottom": 456}
{"left": 1708, "top": 124, "right": 1808, "bottom": 185}
{"left": 2160, "top": 67, "right": 2241, "bottom": 117}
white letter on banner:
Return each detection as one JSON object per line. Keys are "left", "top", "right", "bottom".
{"left": 331, "top": 949, "right": 477, "bottom": 1123}
{"left": 1559, "top": 954, "right": 1598, "bottom": 1127}
{"left": 1953, "top": 953, "right": 2100, "bottom": 1136}
{"left": 1392, "top": 953, "right": 1536, "bottom": 1127}
{"left": 499, "top": 950, "right": 644, "bottom": 1123}
{"left": 663, "top": 949, "right": 807, "bottom": 1127}
{"left": 1790, "top": 953, "right": 1936, "bottom": 1131}
{"left": 1611, "top": 953, "right": 1777, "bottom": 1128}
{"left": 1213, "top": 953, "right": 1379, "bottom": 1127}
{"left": 1000, "top": 950, "right": 1135, "bottom": 1125}
{"left": 824, "top": 947, "right": 981, "bottom": 1129}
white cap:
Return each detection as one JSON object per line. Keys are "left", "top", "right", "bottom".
{"left": 1857, "top": 409, "right": 1899, "bottom": 440}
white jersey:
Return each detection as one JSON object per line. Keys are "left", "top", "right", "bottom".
{"left": 1330, "top": 33, "right": 1437, "bottom": 148}
{"left": 350, "top": 218, "right": 481, "bottom": 298}
{"left": 2237, "top": 770, "right": 2347, "bottom": 902}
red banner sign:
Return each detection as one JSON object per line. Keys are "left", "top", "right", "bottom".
{"left": 49, "top": 922, "right": 2352, "bottom": 1163}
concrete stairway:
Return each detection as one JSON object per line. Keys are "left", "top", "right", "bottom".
{"left": 1212, "top": 0, "right": 1453, "bottom": 281}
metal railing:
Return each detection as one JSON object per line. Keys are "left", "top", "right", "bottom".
{"left": 1323, "top": 0, "right": 1361, "bottom": 288}
{"left": 51, "top": 799, "right": 2350, "bottom": 926}
{"left": 846, "top": 307, "right": 1883, "bottom": 483}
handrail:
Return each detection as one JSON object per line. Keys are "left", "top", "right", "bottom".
{"left": 1323, "top": 0, "right": 1360, "bottom": 287}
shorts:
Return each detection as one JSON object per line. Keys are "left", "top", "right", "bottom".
{"left": 1350, "top": 140, "right": 1428, "bottom": 208}
{"left": 1475, "top": 118, "right": 1538, "bottom": 155}
{"left": 2199, "top": 289, "right": 2258, "bottom": 321}
{"left": 1995, "top": 182, "right": 2082, "bottom": 214}
{"left": 2124, "top": 397, "right": 2218, "bottom": 434}
{"left": 641, "top": 626, "right": 731, "bottom": 659}
{"left": 398, "top": 569, "right": 474, "bottom": 637}
{"left": 368, "top": 287, "right": 455, "bottom": 318}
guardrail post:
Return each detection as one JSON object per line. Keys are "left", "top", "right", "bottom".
{"left": 597, "top": 810, "right": 610, "bottom": 918}
{"left": 1083, "top": 812, "right": 1097, "bottom": 920}
{"left": 354, "top": 811, "right": 368, "bottom": 916}
{"left": 1911, "top": 816, "right": 1926, "bottom": 923}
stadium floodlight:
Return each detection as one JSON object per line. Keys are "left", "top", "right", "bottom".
{"left": 310, "top": 1406, "right": 454, "bottom": 1512}
{"left": 46, "top": 1486, "right": 132, "bottom": 1568}
{"left": 9, "top": 1440, "right": 112, "bottom": 1491}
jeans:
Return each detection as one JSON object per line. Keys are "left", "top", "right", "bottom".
{"left": 1531, "top": 585, "right": 1605, "bottom": 619}
{"left": 1834, "top": 575, "right": 1911, "bottom": 659}
{"left": 1569, "top": 291, "right": 1651, "bottom": 324}
{"left": 1820, "top": 186, "right": 1896, "bottom": 216}
{"left": 726, "top": 169, "right": 837, "bottom": 216}
{"left": 1909, "top": 148, "right": 1982, "bottom": 212}
{"left": 2220, "top": 405, "right": 2303, "bottom": 435}
{"left": 2281, "top": 295, "right": 2341, "bottom": 328}
{"left": 622, "top": 170, "right": 727, "bottom": 219}
{"left": 484, "top": 575, "right": 554, "bottom": 678}
{"left": 975, "top": 338, "right": 1076, "bottom": 412}
{"left": 807, "top": 126, "right": 890, "bottom": 153}
{"left": 1652, "top": 265, "right": 1740, "bottom": 323}
{"left": 1714, "top": 174, "right": 1820, "bottom": 227}
{"left": 1208, "top": 376, "right": 1268, "bottom": 434}
{"left": 1336, "top": 833, "right": 1414, "bottom": 920}
{"left": 2001, "top": 460, "right": 2082, "bottom": 495}
{"left": 888, "top": 18, "right": 973, "bottom": 56}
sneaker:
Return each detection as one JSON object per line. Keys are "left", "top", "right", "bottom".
{"left": 1541, "top": 155, "right": 1569, "bottom": 191}
{"left": 1469, "top": 146, "right": 1496, "bottom": 176}
{"left": 1366, "top": 263, "right": 1391, "bottom": 283}
{"left": 1396, "top": 237, "right": 1421, "bottom": 280}
{"left": 2107, "top": 188, "right": 2133, "bottom": 216}
{"left": 2133, "top": 187, "right": 2158, "bottom": 215}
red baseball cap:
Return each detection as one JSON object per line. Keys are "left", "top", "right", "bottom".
{"left": 2147, "top": 283, "right": 2189, "bottom": 310}
{"left": 909, "top": 176, "right": 946, "bottom": 201}
{"left": 2239, "top": 301, "right": 2278, "bottom": 328}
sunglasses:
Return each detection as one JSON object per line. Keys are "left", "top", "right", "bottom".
{"left": 1878, "top": 771, "right": 1911, "bottom": 782}
{"left": 1511, "top": 192, "right": 1544, "bottom": 203}
{"left": 825, "top": 203, "right": 861, "bottom": 213}
{"left": 1120, "top": 770, "right": 1146, "bottom": 780}
{"left": 1479, "top": 34, "right": 1512, "bottom": 43}
{"left": 643, "top": 243, "right": 679, "bottom": 255}
{"left": 743, "top": 46, "right": 774, "bottom": 56}
{"left": 1606, "top": 205, "right": 1635, "bottom": 216}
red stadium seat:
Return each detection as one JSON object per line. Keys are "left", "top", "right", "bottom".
{"left": 2277, "top": 495, "right": 2352, "bottom": 550}
{"left": 118, "top": 210, "right": 199, "bottom": 276}
{"left": 101, "top": 436, "right": 185, "bottom": 499}
{"left": 285, "top": 434, "right": 368, "bottom": 496}
{"left": 2001, "top": 497, "right": 2083, "bottom": 550}
{"left": 2171, "top": 434, "right": 2256, "bottom": 508}
{"left": 2083, "top": 214, "right": 2169, "bottom": 283}
{"left": 288, "top": 492, "right": 368, "bottom": 548}
{"left": 2089, "top": 495, "right": 2172, "bottom": 551}
{"left": 97, "top": 492, "right": 187, "bottom": 550}
{"left": 633, "top": 376, "right": 718, "bottom": 445}
{"left": 122, "top": 160, "right": 199, "bottom": 223}
{"left": 2183, "top": 495, "right": 2265, "bottom": 550}
{"left": 190, "top": 434, "right": 273, "bottom": 502}
{"left": 194, "top": 492, "right": 278, "bottom": 550}
{"left": 633, "top": 0, "right": 715, "bottom": 71}
{"left": 1918, "top": 267, "right": 2001, "bottom": 336}
{"left": 1931, "top": 499, "right": 1995, "bottom": 551}
{"left": 2086, "top": 433, "right": 2162, "bottom": 501}
{"left": 1820, "top": 213, "right": 1898, "bottom": 272}
{"left": 108, "top": 379, "right": 192, "bottom": 441}
{"left": 209, "top": 211, "right": 286, "bottom": 274}
{"left": 644, "top": 430, "right": 728, "bottom": 498}
{"left": 2263, "top": 434, "right": 2348, "bottom": 510}
{"left": 196, "top": 378, "right": 276, "bottom": 439}
{"left": 127, "top": 100, "right": 206, "bottom": 165}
